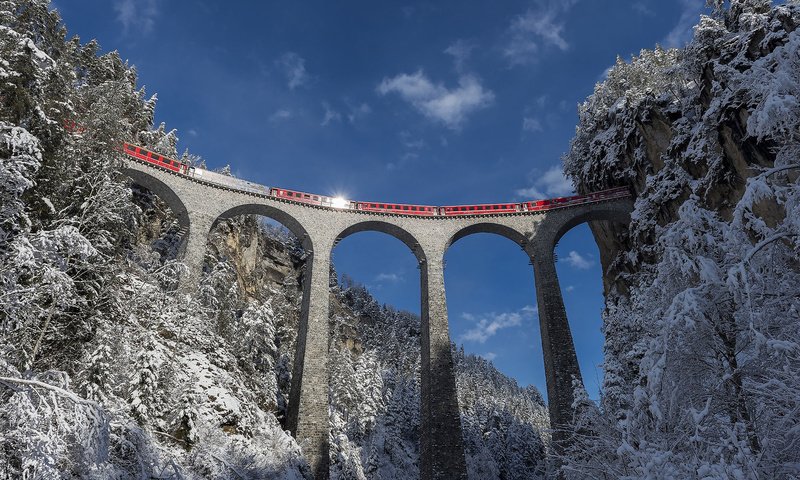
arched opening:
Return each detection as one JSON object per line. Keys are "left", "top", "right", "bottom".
{"left": 444, "top": 225, "right": 549, "bottom": 479}
{"left": 327, "top": 221, "right": 424, "bottom": 478}
{"left": 533, "top": 201, "right": 632, "bottom": 438}
{"left": 553, "top": 223, "right": 606, "bottom": 401}
{"left": 198, "top": 204, "right": 313, "bottom": 433}
{"left": 123, "top": 167, "right": 191, "bottom": 264}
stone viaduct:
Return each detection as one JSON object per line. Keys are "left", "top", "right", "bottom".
{"left": 122, "top": 156, "right": 632, "bottom": 480}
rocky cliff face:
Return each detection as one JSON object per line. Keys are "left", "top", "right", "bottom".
{"left": 566, "top": 2, "right": 798, "bottom": 296}
{"left": 560, "top": 2, "right": 800, "bottom": 477}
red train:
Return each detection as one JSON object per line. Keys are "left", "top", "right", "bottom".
{"left": 122, "top": 143, "right": 630, "bottom": 217}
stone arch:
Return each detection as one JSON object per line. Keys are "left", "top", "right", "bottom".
{"left": 122, "top": 167, "right": 190, "bottom": 231}
{"left": 334, "top": 220, "right": 426, "bottom": 263}
{"left": 211, "top": 202, "right": 324, "bottom": 476}
{"left": 538, "top": 200, "right": 632, "bottom": 252}
{"left": 445, "top": 222, "right": 529, "bottom": 252}
{"left": 214, "top": 203, "right": 314, "bottom": 252}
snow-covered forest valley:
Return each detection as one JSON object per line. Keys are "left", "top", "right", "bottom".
{"left": 1, "top": 0, "right": 799, "bottom": 479}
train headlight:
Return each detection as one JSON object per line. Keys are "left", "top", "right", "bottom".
{"left": 332, "top": 197, "right": 349, "bottom": 209}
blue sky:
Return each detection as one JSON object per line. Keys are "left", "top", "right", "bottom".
{"left": 57, "top": 0, "right": 708, "bottom": 401}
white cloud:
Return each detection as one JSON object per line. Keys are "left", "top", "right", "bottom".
{"left": 276, "top": 52, "right": 310, "bottom": 90}
{"left": 269, "top": 109, "right": 293, "bottom": 122}
{"left": 375, "top": 272, "right": 402, "bottom": 283}
{"left": 662, "top": 0, "right": 705, "bottom": 48}
{"left": 386, "top": 151, "right": 419, "bottom": 171}
{"left": 504, "top": 0, "right": 575, "bottom": 66}
{"left": 377, "top": 71, "right": 494, "bottom": 130}
{"left": 114, "top": 0, "right": 159, "bottom": 35}
{"left": 522, "top": 117, "right": 543, "bottom": 133}
{"left": 321, "top": 102, "right": 341, "bottom": 126}
{"left": 566, "top": 285, "right": 575, "bottom": 292}
{"left": 515, "top": 165, "right": 574, "bottom": 199}
{"left": 188, "top": 128, "right": 198, "bottom": 137}
{"left": 347, "top": 103, "right": 371, "bottom": 123}
{"left": 480, "top": 352, "right": 498, "bottom": 361}
{"left": 399, "top": 130, "right": 425, "bottom": 149}
{"left": 565, "top": 251, "right": 595, "bottom": 270}
{"left": 632, "top": 1, "right": 655, "bottom": 16}
{"left": 459, "top": 306, "right": 536, "bottom": 344}
{"left": 444, "top": 39, "right": 475, "bottom": 71}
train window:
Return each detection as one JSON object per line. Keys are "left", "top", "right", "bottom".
{"left": 304, "top": 194, "right": 310, "bottom": 198}
{"left": 313, "top": 196, "right": 319, "bottom": 201}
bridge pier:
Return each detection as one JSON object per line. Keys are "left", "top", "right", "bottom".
{"left": 179, "top": 212, "right": 215, "bottom": 291}
{"left": 287, "top": 246, "right": 331, "bottom": 480}
{"left": 419, "top": 254, "right": 468, "bottom": 480}
{"left": 530, "top": 247, "right": 583, "bottom": 451}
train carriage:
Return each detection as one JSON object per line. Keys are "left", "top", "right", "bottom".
{"left": 440, "top": 203, "right": 519, "bottom": 216}
{"left": 522, "top": 186, "right": 630, "bottom": 212}
{"left": 123, "top": 143, "right": 188, "bottom": 174}
{"left": 355, "top": 202, "right": 437, "bottom": 216}
{"left": 269, "top": 187, "right": 354, "bottom": 209}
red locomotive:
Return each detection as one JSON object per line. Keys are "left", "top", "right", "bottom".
{"left": 122, "top": 143, "right": 630, "bottom": 217}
